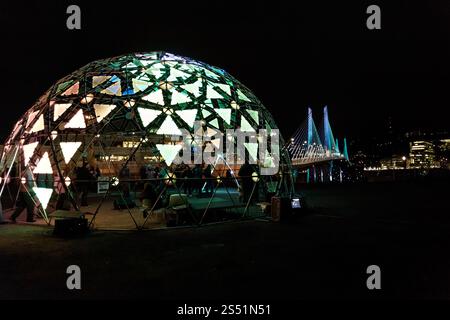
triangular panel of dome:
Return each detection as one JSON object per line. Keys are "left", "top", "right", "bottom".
{"left": 162, "top": 61, "right": 178, "bottom": 68}
{"left": 177, "top": 64, "right": 196, "bottom": 73}
{"left": 202, "top": 109, "right": 211, "bottom": 118}
{"left": 29, "top": 115, "right": 45, "bottom": 133}
{"left": 60, "top": 142, "right": 82, "bottom": 164}
{"left": 209, "top": 118, "right": 219, "bottom": 129}
{"left": 137, "top": 108, "right": 161, "bottom": 127}
{"left": 175, "top": 109, "right": 198, "bottom": 128}
{"left": 23, "top": 142, "right": 38, "bottom": 167}
{"left": 101, "top": 81, "right": 122, "bottom": 96}
{"left": 132, "top": 79, "right": 150, "bottom": 93}
{"left": 65, "top": 109, "right": 86, "bottom": 129}
{"left": 26, "top": 111, "right": 39, "bottom": 129}
{"left": 155, "top": 144, "right": 182, "bottom": 166}
{"left": 157, "top": 116, "right": 182, "bottom": 135}
{"left": 189, "top": 65, "right": 219, "bottom": 80}
{"left": 205, "top": 127, "right": 218, "bottom": 137}
{"left": 94, "top": 104, "right": 116, "bottom": 123}
{"left": 53, "top": 103, "right": 72, "bottom": 121}
{"left": 211, "top": 137, "right": 221, "bottom": 150}
{"left": 139, "top": 58, "right": 156, "bottom": 66}
{"left": 123, "top": 62, "right": 138, "bottom": 70}
{"left": 167, "top": 68, "right": 191, "bottom": 81}
{"left": 170, "top": 90, "right": 191, "bottom": 105}
{"left": 92, "top": 76, "right": 111, "bottom": 88}
{"left": 237, "top": 89, "right": 252, "bottom": 102}
{"left": 33, "top": 187, "right": 53, "bottom": 210}
{"left": 215, "top": 108, "right": 232, "bottom": 126}
{"left": 247, "top": 110, "right": 259, "bottom": 124}
{"left": 203, "top": 68, "right": 220, "bottom": 80}
{"left": 206, "top": 85, "right": 224, "bottom": 99}
{"left": 61, "top": 82, "right": 79, "bottom": 96}
{"left": 244, "top": 142, "right": 258, "bottom": 162}
{"left": 265, "top": 121, "right": 273, "bottom": 135}
{"left": 180, "top": 78, "right": 202, "bottom": 97}
{"left": 204, "top": 99, "right": 214, "bottom": 109}
{"left": 33, "top": 152, "right": 53, "bottom": 174}
{"left": 145, "top": 63, "right": 166, "bottom": 79}
{"left": 142, "top": 89, "right": 165, "bottom": 105}
{"left": 240, "top": 115, "right": 255, "bottom": 132}
{"left": 214, "top": 83, "right": 231, "bottom": 96}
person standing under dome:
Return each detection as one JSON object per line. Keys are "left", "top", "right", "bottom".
{"left": 10, "top": 167, "right": 37, "bottom": 223}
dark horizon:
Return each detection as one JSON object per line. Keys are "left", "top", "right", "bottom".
{"left": 1, "top": 1, "right": 449, "bottom": 143}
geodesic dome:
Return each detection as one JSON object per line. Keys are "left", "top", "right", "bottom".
{"left": 0, "top": 52, "right": 292, "bottom": 227}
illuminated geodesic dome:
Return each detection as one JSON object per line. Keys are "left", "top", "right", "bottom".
{"left": 0, "top": 52, "right": 293, "bottom": 225}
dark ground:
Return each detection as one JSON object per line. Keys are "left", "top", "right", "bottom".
{"left": 1, "top": 181, "right": 450, "bottom": 300}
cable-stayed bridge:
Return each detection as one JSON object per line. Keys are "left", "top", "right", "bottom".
{"left": 287, "top": 106, "right": 350, "bottom": 183}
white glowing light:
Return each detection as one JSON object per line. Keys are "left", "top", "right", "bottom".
{"left": 157, "top": 116, "right": 182, "bottom": 136}
{"left": 175, "top": 109, "right": 197, "bottom": 128}
{"left": 164, "top": 172, "right": 177, "bottom": 186}
{"left": 240, "top": 116, "right": 255, "bottom": 132}
{"left": 237, "top": 89, "right": 251, "bottom": 102}
{"left": 33, "top": 152, "right": 53, "bottom": 174}
{"left": 132, "top": 79, "right": 149, "bottom": 92}
{"left": 159, "top": 81, "right": 173, "bottom": 90}
{"left": 209, "top": 118, "right": 219, "bottom": 128}
{"left": 163, "top": 107, "right": 174, "bottom": 114}
{"left": 94, "top": 104, "right": 116, "bottom": 123}
{"left": 244, "top": 142, "right": 258, "bottom": 162}
{"left": 156, "top": 144, "right": 182, "bottom": 166}
{"left": 247, "top": 110, "right": 259, "bottom": 124}
{"left": 23, "top": 142, "right": 38, "bottom": 167}
{"left": 124, "top": 99, "right": 136, "bottom": 108}
{"left": 53, "top": 103, "right": 71, "bottom": 121}
{"left": 180, "top": 78, "right": 202, "bottom": 97}
{"left": 170, "top": 90, "right": 191, "bottom": 105}
{"left": 111, "top": 177, "right": 119, "bottom": 186}
{"left": 206, "top": 85, "right": 223, "bottom": 99}
{"left": 142, "top": 89, "right": 165, "bottom": 105}
{"left": 214, "top": 83, "right": 231, "bottom": 96}
{"left": 33, "top": 187, "right": 53, "bottom": 210}
{"left": 29, "top": 115, "right": 45, "bottom": 133}
{"left": 65, "top": 109, "right": 86, "bottom": 129}
{"left": 137, "top": 108, "right": 161, "bottom": 127}
{"left": 60, "top": 142, "right": 82, "bottom": 164}
{"left": 167, "top": 68, "right": 190, "bottom": 81}
{"left": 215, "top": 108, "right": 232, "bottom": 125}
{"left": 80, "top": 94, "right": 94, "bottom": 104}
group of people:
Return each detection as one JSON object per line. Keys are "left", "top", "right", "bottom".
{"left": 2, "top": 158, "right": 262, "bottom": 223}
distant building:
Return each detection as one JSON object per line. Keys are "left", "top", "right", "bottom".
{"left": 380, "top": 154, "right": 407, "bottom": 170}
{"left": 439, "top": 139, "right": 450, "bottom": 152}
{"left": 409, "top": 141, "right": 437, "bottom": 168}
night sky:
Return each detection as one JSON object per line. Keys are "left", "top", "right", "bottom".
{"left": 0, "top": 1, "right": 449, "bottom": 143}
